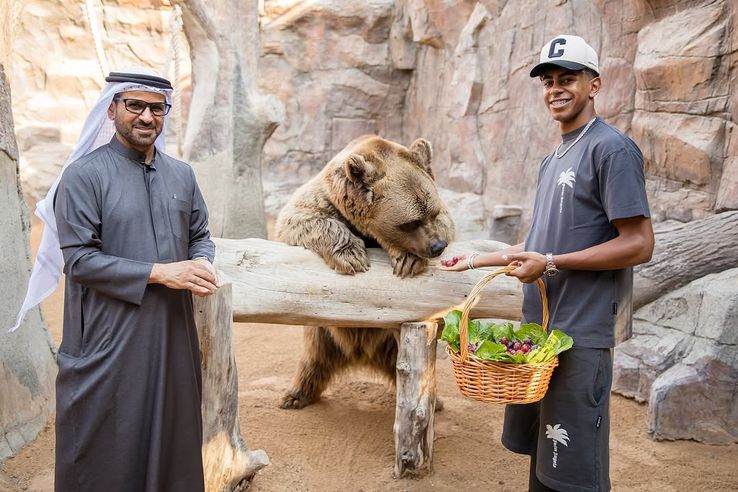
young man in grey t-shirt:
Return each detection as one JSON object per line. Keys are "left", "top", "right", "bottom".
{"left": 437, "top": 35, "right": 654, "bottom": 491}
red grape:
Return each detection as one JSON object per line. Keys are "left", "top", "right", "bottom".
{"left": 441, "top": 255, "right": 462, "bottom": 267}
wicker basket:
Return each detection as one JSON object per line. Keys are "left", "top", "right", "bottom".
{"left": 446, "top": 265, "right": 558, "bottom": 404}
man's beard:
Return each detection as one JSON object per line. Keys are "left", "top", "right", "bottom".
{"left": 115, "top": 118, "right": 162, "bottom": 148}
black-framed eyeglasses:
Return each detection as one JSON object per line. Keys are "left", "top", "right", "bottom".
{"left": 114, "top": 97, "right": 171, "bottom": 117}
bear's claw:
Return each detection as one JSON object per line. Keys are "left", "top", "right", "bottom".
{"left": 391, "top": 253, "right": 428, "bottom": 278}
{"left": 328, "top": 243, "right": 370, "bottom": 274}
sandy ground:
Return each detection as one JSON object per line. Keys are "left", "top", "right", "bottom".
{"left": 2, "top": 221, "right": 737, "bottom": 491}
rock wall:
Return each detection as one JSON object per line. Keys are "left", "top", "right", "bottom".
{"left": 16, "top": 0, "right": 737, "bottom": 233}
{"left": 11, "top": 0, "right": 191, "bottom": 208}
{"left": 11, "top": 0, "right": 738, "bottom": 226}
{"left": 256, "top": 0, "right": 738, "bottom": 239}
{"left": 258, "top": 0, "right": 411, "bottom": 185}
{"left": 632, "top": 1, "right": 735, "bottom": 221}
{"left": 256, "top": 0, "right": 492, "bottom": 237}
{"left": 0, "top": 0, "right": 56, "bottom": 464}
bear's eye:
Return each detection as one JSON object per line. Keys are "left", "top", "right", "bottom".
{"left": 397, "top": 220, "right": 423, "bottom": 232}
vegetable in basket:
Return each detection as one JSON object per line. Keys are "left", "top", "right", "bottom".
{"left": 441, "top": 309, "right": 573, "bottom": 364}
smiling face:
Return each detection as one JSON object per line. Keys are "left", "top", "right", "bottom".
{"left": 540, "top": 67, "right": 600, "bottom": 133}
{"left": 107, "top": 90, "right": 166, "bottom": 152}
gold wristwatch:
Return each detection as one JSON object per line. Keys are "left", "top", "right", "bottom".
{"left": 544, "top": 253, "right": 559, "bottom": 277}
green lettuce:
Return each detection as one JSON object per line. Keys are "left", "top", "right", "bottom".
{"left": 441, "top": 309, "right": 462, "bottom": 352}
{"left": 545, "top": 329, "right": 574, "bottom": 355}
{"left": 515, "top": 323, "right": 548, "bottom": 345}
{"left": 441, "top": 308, "right": 574, "bottom": 364}
{"left": 474, "top": 340, "right": 506, "bottom": 360}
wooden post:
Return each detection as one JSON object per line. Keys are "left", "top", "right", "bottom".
{"left": 193, "top": 283, "right": 270, "bottom": 491}
{"left": 393, "top": 321, "right": 438, "bottom": 478}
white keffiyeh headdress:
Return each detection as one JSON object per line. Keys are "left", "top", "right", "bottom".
{"left": 10, "top": 67, "right": 174, "bottom": 332}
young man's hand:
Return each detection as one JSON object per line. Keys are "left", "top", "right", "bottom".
{"left": 435, "top": 244, "right": 528, "bottom": 273}
{"left": 433, "top": 254, "right": 470, "bottom": 271}
{"left": 149, "top": 259, "right": 218, "bottom": 296}
{"left": 503, "top": 252, "right": 546, "bottom": 283}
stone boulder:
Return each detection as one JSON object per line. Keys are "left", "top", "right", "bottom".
{"left": 613, "top": 268, "right": 738, "bottom": 444}
{"left": 631, "top": 2, "right": 731, "bottom": 222}
{"left": 11, "top": 0, "right": 189, "bottom": 148}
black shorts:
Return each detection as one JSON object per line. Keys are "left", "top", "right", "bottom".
{"left": 501, "top": 347, "right": 612, "bottom": 492}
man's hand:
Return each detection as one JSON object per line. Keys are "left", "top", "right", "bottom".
{"left": 149, "top": 259, "right": 218, "bottom": 297}
{"left": 193, "top": 257, "right": 220, "bottom": 287}
{"left": 503, "top": 252, "right": 546, "bottom": 283}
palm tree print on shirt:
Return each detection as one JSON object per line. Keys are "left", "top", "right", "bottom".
{"left": 557, "top": 167, "right": 576, "bottom": 213}
{"left": 545, "top": 423, "right": 570, "bottom": 468}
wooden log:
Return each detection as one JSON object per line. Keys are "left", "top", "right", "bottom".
{"left": 210, "top": 211, "right": 738, "bottom": 325}
{"left": 213, "top": 238, "right": 523, "bottom": 327}
{"left": 634, "top": 211, "right": 738, "bottom": 309}
{"left": 193, "top": 284, "right": 270, "bottom": 492}
{"left": 393, "top": 322, "right": 438, "bottom": 478}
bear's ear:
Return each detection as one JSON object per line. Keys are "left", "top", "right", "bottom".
{"left": 409, "top": 138, "right": 435, "bottom": 179}
{"left": 344, "top": 153, "right": 380, "bottom": 187}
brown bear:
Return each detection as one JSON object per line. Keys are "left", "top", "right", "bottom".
{"left": 275, "top": 135, "right": 455, "bottom": 409}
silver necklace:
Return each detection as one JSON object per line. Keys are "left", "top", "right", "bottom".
{"left": 554, "top": 117, "right": 597, "bottom": 158}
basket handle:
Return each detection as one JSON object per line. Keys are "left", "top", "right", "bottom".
{"left": 459, "top": 265, "right": 549, "bottom": 361}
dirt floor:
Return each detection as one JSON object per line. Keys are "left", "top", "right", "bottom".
{"left": 2, "top": 222, "right": 738, "bottom": 491}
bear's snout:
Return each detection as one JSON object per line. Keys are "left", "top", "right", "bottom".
{"left": 428, "top": 239, "right": 448, "bottom": 258}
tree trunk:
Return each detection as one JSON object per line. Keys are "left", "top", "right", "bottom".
{"left": 634, "top": 211, "right": 738, "bottom": 309}
{"left": 175, "top": 0, "right": 283, "bottom": 239}
{"left": 213, "top": 238, "right": 524, "bottom": 327}
{"left": 393, "top": 322, "right": 438, "bottom": 478}
{"left": 193, "top": 284, "right": 269, "bottom": 492}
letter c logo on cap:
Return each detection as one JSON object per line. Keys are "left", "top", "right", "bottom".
{"left": 548, "top": 38, "right": 566, "bottom": 58}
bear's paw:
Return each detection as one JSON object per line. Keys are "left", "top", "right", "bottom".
{"left": 279, "top": 390, "right": 316, "bottom": 410}
{"left": 391, "top": 252, "right": 428, "bottom": 278}
{"left": 327, "top": 240, "right": 370, "bottom": 275}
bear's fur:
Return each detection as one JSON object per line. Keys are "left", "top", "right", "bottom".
{"left": 276, "top": 135, "right": 455, "bottom": 409}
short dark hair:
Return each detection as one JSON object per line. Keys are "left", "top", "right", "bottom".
{"left": 538, "top": 67, "right": 600, "bottom": 81}
{"left": 583, "top": 68, "right": 599, "bottom": 79}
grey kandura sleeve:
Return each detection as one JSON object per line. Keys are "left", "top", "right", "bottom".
{"left": 187, "top": 167, "right": 215, "bottom": 262}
